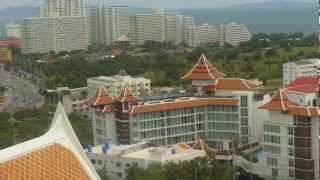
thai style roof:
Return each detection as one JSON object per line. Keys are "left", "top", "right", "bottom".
{"left": 0, "top": 103, "right": 100, "bottom": 180}
{"left": 182, "top": 54, "right": 225, "bottom": 80}
{"left": 102, "top": 105, "right": 114, "bottom": 113}
{"left": 202, "top": 78, "right": 259, "bottom": 92}
{"left": 285, "top": 76, "right": 320, "bottom": 94}
{"left": 259, "top": 90, "right": 298, "bottom": 112}
{"left": 85, "top": 86, "right": 113, "bottom": 106}
{"left": 287, "top": 106, "right": 319, "bottom": 117}
{"left": 115, "top": 86, "right": 138, "bottom": 103}
{"left": 130, "top": 98, "right": 239, "bottom": 114}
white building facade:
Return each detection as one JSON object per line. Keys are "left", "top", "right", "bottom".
{"left": 219, "top": 22, "right": 252, "bottom": 47}
{"left": 283, "top": 59, "right": 320, "bottom": 87}
{"left": 6, "top": 23, "right": 21, "bottom": 38}
{"left": 20, "top": 16, "right": 88, "bottom": 54}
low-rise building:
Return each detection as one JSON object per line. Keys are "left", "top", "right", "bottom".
{"left": 86, "top": 140, "right": 210, "bottom": 180}
{"left": 87, "top": 70, "right": 151, "bottom": 97}
{"left": 283, "top": 58, "right": 320, "bottom": 87}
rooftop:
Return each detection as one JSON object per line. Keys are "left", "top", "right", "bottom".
{"left": 285, "top": 76, "right": 320, "bottom": 94}
{"left": 0, "top": 103, "right": 100, "bottom": 179}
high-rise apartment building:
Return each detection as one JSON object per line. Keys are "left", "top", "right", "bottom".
{"left": 176, "top": 15, "right": 194, "bottom": 45}
{"left": 283, "top": 58, "right": 320, "bottom": 87}
{"left": 219, "top": 22, "right": 252, "bottom": 47}
{"left": 39, "top": 0, "right": 85, "bottom": 17}
{"left": 129, "top": 9, "right": 193, "bottom": 46}
{"left": 6, "top": 23, "right": 21, "bottom": 38}
{"left": 87, "top": 5, "right": 129, "bottom": 46}
{"left": 20, "top": 16, "right": 88, "bottom": 54}
{"left": 185, "top": 23, "right": 219, "bottom": 47}
{"left": 20, "top": 0, "right": 87, "bottom": 54}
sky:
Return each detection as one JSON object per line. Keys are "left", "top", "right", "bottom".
{"left": 0, "top": 0, "right": 310, "bottom": 10}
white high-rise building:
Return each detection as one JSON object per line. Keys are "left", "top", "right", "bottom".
{"left": 6, "top": 23, "right": 21, "bottom": 38}
{"left": 87, "top": 5, "right": 129, "bottom": 46}
{"left": 20, "top": 16, "right": 88, "bottom": 54}
{"left": 20, "top": 0, "right": 88, "bottom": 54}
{"left": 219, "top": 22, "right": 251, "bottom": 47}
{"left": 185, "top": 23, "right": 219, "bottom": 47}
{"left": 129, "top": 9, "right": 193, "bottom": 46}
{"left": 283, "top": 58, "right": 320, "bottom": 87}
{"left": 39, "top": 0, "right": 85, "bottom": 17}
{"left": 176, "top": 15, "right": 194, "bottom": 45}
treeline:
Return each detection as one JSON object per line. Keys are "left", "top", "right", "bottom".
{"left": 126, "top": 157, "right": 236, "bottom": 180}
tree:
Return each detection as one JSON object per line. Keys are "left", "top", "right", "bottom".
{"left": 97, "top": 169, "right": 110, "bottom": 180}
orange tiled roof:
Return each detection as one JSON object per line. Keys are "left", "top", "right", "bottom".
{"left": 259, "top": 90, "right": 298, "bottom": 112}
{"left": 85, "top": 87, "right": 113, "bottom": 106}
{"left": 130, "top": 98, "right": 239, "bottom": 114}
{"left": 0, "top": 143, "right": 90, "bottom": 179}
{"left": 182, "top": 54, "right": 225, "bottom": 80}
{"left": 202, "top": 78, "right": 259, "bottom": 92}
{"left": 287, "top": 106, "right": 319, "bottom": 117}
{"left": 115, "top": 86, "right": 138, "bottom": 103}
{"left": 0, "top": 103, "right": 100, "bottom": 180}
{"left": 102, "top": 105, "right": 114, "bottom": 113}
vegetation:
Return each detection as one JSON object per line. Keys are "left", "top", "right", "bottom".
{"left": 126, "top": 157, "right": 237, "bottom": 180}
{"left": 0, "top": 86, "right": 6, "bottom": 96}
{"left": 9, "top": 32, "right": 317, "bottom": 91}
{"left": 0, "top": 105, "right": 93, "bottom": 150}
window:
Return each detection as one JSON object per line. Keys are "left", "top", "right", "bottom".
{"left": 116, "top": 162, "right": 121, "bottom": 167}
{"left": 264, "top": 135, "right": 280, "bottom": 144}
{"left": 288, "top": 127, "right": 294, "bottom": 135}
{"left": 241, "top": 109, "right": 248, "bottom": 117}
{"left": 264, "top": 125, "right": 280, "bottom": 134}
{"left": 264, "top": 145, "right": 281, "bottom": 154}
{"left": 241, "top": 127, "right": 249, "bottom": 135}
{"left": 241, "top": 117, "right": 248, "bottom": 126}
{"left": 289, "top": 169, "right": 295, "bottom": 177}
{"left": 289, "top": 148, "right": 294, "bottom": 156}
{"left": 240, "top": 96, "right": 248, "bottom": 107}
{"left": 267, "top": 157, "right": 278, "bottom": 166}
{"left": 272, "top": 168, "right": 278, "bottom": 177}
{"left": 242, "top": 136, "right": 249, "bottom": 144}
{"left": 288, "top": 137, "right": 294, "bottom": 146}
{"left": 90, "top": 159, "right": 96, "bottom": 164}
{"left": 289, "top": 159, "right": 294, "bottom": 167}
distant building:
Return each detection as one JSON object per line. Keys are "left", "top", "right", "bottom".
{"left": 86, "top": 141, "right": 208, "bottom": 180}
{"left": 87, "top": 70, "right": 151, "bottom": 97}
{"left": 0, "top": 103, "right": 100, "bottom": 179}
{"left": 19, "top": 16, "right": 88, "bottom": 54}
{"left": 6, "top": 23, "right": 21, "bottom": 38}
{"left": 39, "top": 0, "right": 85, "bottom": 17}
{"left": 219, "top": 22, "right": 252, "bottom": 47}
{"left": 283, "top": 58, "right": 320, "bottom": 87}
{"left": 185, "top": 23, "right": 219, "bottom": 47}
{"left": 0, "top": 48, "right": 13, "bottom": 63}
{"left": 0, "top": 38, "right": 22, "bottom": 48}
{"left": 87, "top": 5, "right": 129, "bottom": 47}
{"left": 129, "top": 9, "right": 194, "bottom": 46}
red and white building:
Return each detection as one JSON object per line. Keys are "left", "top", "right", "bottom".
{"left": 235, "top": 76, "right": 320, "bottom": 180}
{"left": 85, "top": 54, "right": 265, "bottom": 161}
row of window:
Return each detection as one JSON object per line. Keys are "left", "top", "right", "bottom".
{"left": 264, "top": 125, "right": 280, "bottom": 134}
{"left": 264, "top": 145, "right": 281, "bottom": 154}
{"left": 208, "top": 122, "right": 239, "bottom": 131}
{"left": 207, "top": 132, "right": 238, "bottom": 140}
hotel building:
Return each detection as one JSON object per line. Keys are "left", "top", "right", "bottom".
{"left": 219, "top": 22, "right": 252, "bottom": 47}
{"left": 85, "top": 54, "right": 264, "bottom": 160}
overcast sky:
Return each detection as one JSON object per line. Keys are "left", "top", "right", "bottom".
{"left": 0, "top": 0, "right": 310, "bottom": 10}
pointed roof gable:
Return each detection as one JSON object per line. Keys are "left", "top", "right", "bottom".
{"left": 85, "top": 86, "right": 113, "bottom": 106}
{"left": 0, "top": 103, "right": 100, "bottom": 180}
{"left": 115, "top": 86, "right": 138, "bottom": 103}
{"left": 182, "top": 54, "right": 225, "bottom": 80}
{"left": 259, "top": 90, "right": 298, "bottom": 112}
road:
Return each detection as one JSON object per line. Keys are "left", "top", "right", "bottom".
{"left": 0, "top": 67, "right": 44, "bottom": 112}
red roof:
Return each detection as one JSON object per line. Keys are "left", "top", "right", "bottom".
{"left": 182, "top": 54, "right": 225, "bottom": 80}
{"left": 285, "top": 76, "right": 320, "bottom": 93}
{"left": 102, "top": 105, "right": 115, "bottom": 113}
{"left": 259, "top": 90, "right": 298, "bottom": 112}
{"left": 130, "top": 98, "right": 239, "bottom": 114}
{"left": 202, "top": 78, "right": 259, "bottom": 92}
{"left": 115, "top": 87, "right": 138, "bottom": 103}
{"left": 0, "top": 38, "right": 22, "bottom": 48}
{"left": 85, "top": 87, "right": 113, "bottom": 106}
{"left": 287, "top": 106, "right": 319, "bottom": 117}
